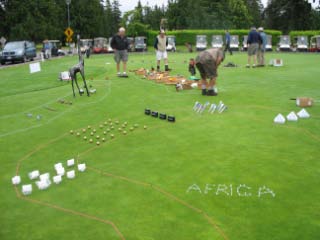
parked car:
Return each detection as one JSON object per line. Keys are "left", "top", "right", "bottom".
{"left": 277, "top": 35, "right": 292, "bottom": 52}
{"left": 93, "top": 37, "right": 108, "bottom": 53}
{"left": 166, "top": 35, "right": 176, "bottom": 52}
{"left": 242, "top": 36, "right": 248, "bottom": 51}
{"left": 0, "top": 41, "right": 36, "bottom": 65}
{"left": 266, "top": 35, "right": 273, "bottom": 51}
{"left": 294, "top": 36, "right": 308, "bottom": 52}
{"left": 135, "top": 36, "right": 147, "bottom": 52}
{"left": 211, "top": 35, "right": 223, "bottom": 48}
{"left": 42, "top": 40, "right": 65, "bottom": 58}
{"left": 230, "top": 35, "right": 239, "bottom": 51}
{"left": 196, "top": 35, "right": 207, "bottom": 51}
{"left": 309, "top": 35, "right": 320, "bottom": 52}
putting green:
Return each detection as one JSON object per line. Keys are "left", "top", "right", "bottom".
{"left": 1, "top": 51, "right": 319, "bottom": 240}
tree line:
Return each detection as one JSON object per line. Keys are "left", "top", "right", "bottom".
{"left": 0, "top": 0, "right": 319, "bottom": 43}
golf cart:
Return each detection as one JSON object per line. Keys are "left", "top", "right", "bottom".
{"left": 211, "top": 35, "right": 223, "bottom": 48}
{"left": 266, "top": 35, "right": 273, "bottom": 51}
{"left": 107, "top": 37, "right": 114, "bottom": 53}
{"left": 277, "top": 35, "right": 292, "bottom": 52}
{"left": 242, "top": 36, "right": 248, "bottom": 51}
{"left": 309, "top": 35, "right": 320, "bottom": 52}
{"left": 93, "top": 37, "right": 108, "bottom": 53}
{"left": 196, "top": 35, "right": 207, "bottom": 51}
{"left": 127, "top": 37, "right": 135, "bottom": 52}
{"left": 166, "top": 35, "right": 176, "bottom": 52}
{"left": 294, "top": 36, "right": 308, "bottom": 52}
{"left": 42, "top": 40, "right": 65, "bottom": 58}
{"left": 80, "top": 39, "right": 93, "bottom": 55}
{"left": 230, "top": 35, "right": 239, "bottom": 51}
{"left": 135, "top": 36, "right": 147, "bottom": 52}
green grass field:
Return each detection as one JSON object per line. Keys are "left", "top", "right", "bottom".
{"left": 1, "top": 51, "right": 319, "bottom": 240}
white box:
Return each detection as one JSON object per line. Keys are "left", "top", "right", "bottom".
{"left": 35, "top": 180, "right": 50, "bottom": 190}
{"left": 28, "top": 170, "right": 40, "bottom": 180}
{"left": 67, "top": 170, "right": 75, "bottom": 179}
{"left": 54, "top": 163, "right": 63, "bottom": 170}
{"left": 12, "top": 176, "right": 21, "bottom": 185}
{"left": 39, "top": 173, "right": 50, "bottom": 181}
{"left": 22, "top": 184, "right": 32, "bottom": 195}
{"left": 53, "top": 175, "right": 62, "bottom": 184}
{"left": 56, "top": 167, "right": 65, "bottom": 176}
{"left": 67, "top": 158, "right": 75, "bottom": 167}
{"left": 78, "top": 163, "right": 86, "bottom": 172}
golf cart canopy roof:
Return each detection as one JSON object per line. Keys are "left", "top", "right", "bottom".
{"left": 296, "top": 36, "right": 308, "bottom": 45}
{"left": 135, "top": 37, "right": 146, "bottom": 43}
{"left": 167, "top": 36, "right": 176, "bottom": 43}
{"left": 231, "top": 35, "right": 239, "bottom": 44}
{"left": 196, "top": 35, "right": 207, "bottom": 43}
{"left": 212, "top": 35, "right": 223, "bottom": 44}
{"left": 280, "top": 35, "right": 291, "bottom": 45}
{"left": 310, "top": 35, "right": 320, "bottom": 47}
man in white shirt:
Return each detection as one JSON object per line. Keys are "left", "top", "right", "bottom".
{"left": 154, "top": 29, "right": 170, "bottom": 72}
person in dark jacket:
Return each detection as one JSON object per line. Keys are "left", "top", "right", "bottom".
{"left": 224, "top": 30, "right": 232, "bottom": 55}
{"left": 246, "top": 27, "right": 262, "bottom": 68}
{"left": 111, "top": 27, "right": 129, "bottom": 77}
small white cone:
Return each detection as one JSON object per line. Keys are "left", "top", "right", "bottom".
{"left": 274, "top": 114, "right": 286, "bottom": 124}
{"left": 286, "top": 111, "right": 298, "bottom": 121}
{"left": 297, "top": 108, "right": 310, "bottom": 118}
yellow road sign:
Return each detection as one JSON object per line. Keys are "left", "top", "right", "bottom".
{"left": 64, "top": 27, "right": 74, "bottom": 38}
{"left": 66, "top": 37, "right": 72, "bottom": 43}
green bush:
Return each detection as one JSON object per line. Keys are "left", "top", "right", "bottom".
{"left": 289, "top": 30, "right": 320, "bottom": 43}
{"left": 147, "top": 29, "right": 282, "bottom": 47}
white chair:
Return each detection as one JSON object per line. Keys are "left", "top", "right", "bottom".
{"left": 22, "top": 184, "right": 32, "bottom": 195}
{"left": 53, "top": 175, "right": 62, "bottom": 184}
{"left": 67, "top": 170, "right": 75, "bottom": 179}
{"left": 12, "top": 176, "right": 21, "bottom": 185}
{"left": 78, "top": 163, "right": 86, "bottom": 172}
{"left": 56, "top": 167, "right": 65, "bottom": 176}
{"left": 39, "top": 173, "right": 50, "bottom": 181}
{"left": 67, "top": 158, "right": 75, "bottom": 167}
{"left": 36, "top": 179, "right": 50, "bottom": 190}
{"left": 28, "top": 170, "right": 40, "bottom": 180}
{"left": 54, "top": 162, "right": 63, "bottom": 170}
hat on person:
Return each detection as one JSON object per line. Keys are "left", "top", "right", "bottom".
{"left": 160, "top": 29, "right": 165, "bottom": 34}
{"left": 258, "top": 27, "right": 264, "bottom": 32}
{"left": 119, "top": 27, "right": 126, "bottom": 32}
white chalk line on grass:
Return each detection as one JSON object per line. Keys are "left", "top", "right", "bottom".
{"left": 0, "top": 81, "right": 112, "bottom": 138}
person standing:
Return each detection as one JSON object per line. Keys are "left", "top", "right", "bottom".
{"left": 246, "top": 27, "right": 262, "bottom": 68}
{"left": 111, "top": 27, "right": 129, "bottom": 77}
{"left": 224, "top": 30, "right": 232, "bottom": 55}
{"left": 44, "top": 40, "right": 51, "bottom": 59}
{"left": 195, "top": 48, "right": 225, "bottom": 96}
{"left": 154, "top": 29, "right": 170, "bottom": 72}
{"left": 257, "top": 27, "right": 267, "bottom": 67}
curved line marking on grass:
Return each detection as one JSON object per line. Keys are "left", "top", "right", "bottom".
{"left": 13, "top": 125, "right": 229, "bottom": 240}
{"left": 0, "top": 81, "right": 112, "bottom": 138}
{"left": 13, "top": 188, "right": 125, "bottom": 240}
{"left": 87, "top": 166, "right": 229, "bottom": 240}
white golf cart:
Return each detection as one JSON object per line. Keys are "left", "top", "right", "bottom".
{"left": 135, "top": 36, "right": 147, "bottom": 52}
{"left": 309, "top": 35, "right": 320, "bottom": 52}
{"left": 242, "top": 36, "right": 248, "bottom": 51}
{"left": 230, "top": 35, "right": 239, "bottom": 51}
{"left": 294, "top": 36, "right": 308, "bottom": 52}
{"left": 166, "top": 35, "right": 176, "bottom": 52}
{"left": 196, "top": 35, "right": 207, "bottom": 51}
{"left": 277, "top": 35, "right": 292, "bottom": 52}
{"left": 266, "top": 35, "right": 273, "bottom": 51}
{"left": 211, "top": 35, "right": 223, "bottom": 48}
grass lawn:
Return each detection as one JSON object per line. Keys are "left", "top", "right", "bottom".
{"left": 0, "top": 51, "right": 319, "bottom": 240}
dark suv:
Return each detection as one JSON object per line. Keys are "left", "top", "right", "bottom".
{"left": 0, "top": 41, "right": 37, "bottom": 65}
